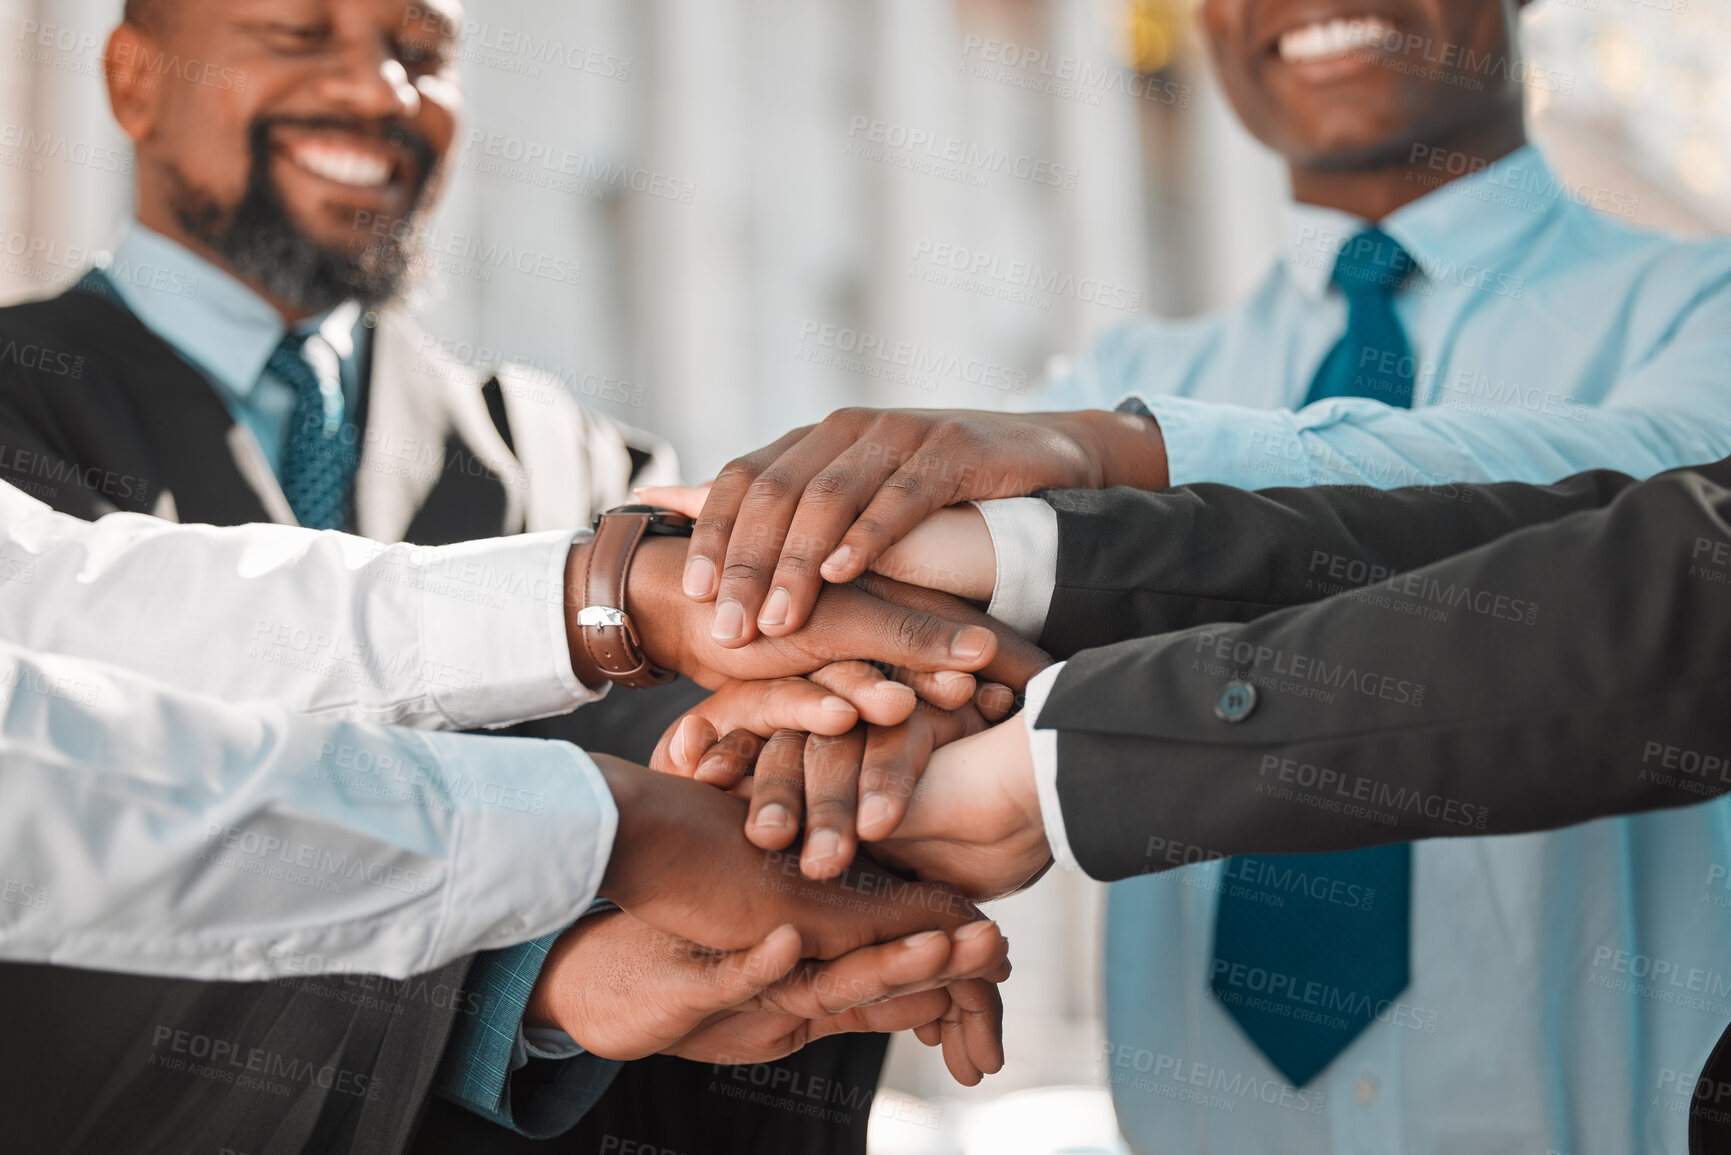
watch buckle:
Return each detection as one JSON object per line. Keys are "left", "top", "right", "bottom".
{"left": 576, "top": 606, "right": 629, "bottom": 629}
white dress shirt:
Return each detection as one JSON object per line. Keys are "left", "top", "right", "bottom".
{"left": 0, "top": 480, "right": 615, "bottom": 982}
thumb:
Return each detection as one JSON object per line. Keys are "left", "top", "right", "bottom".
{"left": 678, "top": 924, "right": 804, "bottom": 1014}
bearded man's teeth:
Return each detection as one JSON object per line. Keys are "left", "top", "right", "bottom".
{"left": 292, "top": 145, "right": 392, "bottom": 188}
{"left": 1278, "top": 16, "right": 1396, "bottom": 64}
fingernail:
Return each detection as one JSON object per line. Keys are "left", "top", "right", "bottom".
{"left": 696, "top": 756, "right": 729, "bottom": 783}
{"left": 673, "top": 716, "right": 699, "bottom": 765}
{"left": 954, "top": 920, "right": 995, "bottom": 941}
{"left": 711, "top": 599, "right": 745, "bottom": 641}
{"left": 683, "top": 556, "right": 717, "bottom": 599}
{"left": 875, "top": 680, "right": 912, "bottom": 697}
{"left": 903, "top": 930, "right": 943, "bottom": 949}
{"left": 805, "top": 829, "right": 841, "bottom": 864}
{"left": 933, "top": 671, "right": 971, "bottom": 690}
{"left": 755, "top": 803, "right": 791, "bottom": 833}
{"left": 858, "top": 792, "right": 893, "bottom": 833}
{"left": 981, "top": 685, "right": 1014, "bottom": 710}
{"left": 822, "top": 545, "right": 853, "bottom": 576}
{"left": 820, "top": 695, "right": 854, "bottom": 715}
{"left": 950, "top": 627, "right": 993, "bottom": 663}
{"left": 759, "top": 587, "right": 791, "bottom": 628}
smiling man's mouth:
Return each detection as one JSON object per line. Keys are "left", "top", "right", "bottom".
{"left": 284, "top": 138, "right": 396, "bottom": 189}
{"left": 1276, "top": 15, "right": 1398, "bottom": 65}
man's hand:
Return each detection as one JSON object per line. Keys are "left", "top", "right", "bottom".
{"left": 637, "top": 407, "right": 1166, "bottom": 644}
{"left": 649, "top": 656, "right": 1012, "bottom": 779}
{"left": 871, "top": 715, "right": 1052, "bottom": 901}
{"left": 525, "top": 912, "right": 1010, "bottom": 1084}
{"left": 649, "top": 661, "right": 922, "bottom": 777}
{"left": 594, "top": 754, "right": 985, "bottom": 958}
{"left": 567, "top": 535, "right": 1003, "bottom": 691}
{"left": 685, "top": 687, "right": 1015, "bottom": 880}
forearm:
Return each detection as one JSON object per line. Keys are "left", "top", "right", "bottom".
{"left": 1146, "top": 388, "right": 1731, "bottom": 494}
{"left": 1038, "top": 466, "right": 1731, "bottom": 879}
{"left": 1057, "top": 407, "right": 1169, "bottom": 491}
{"left": 1038, "top": 463, "right": 1649, "bottom": 653}
{"left": 0, "top": 482, "right": 594, "bottom": 730}
{"left": 0, "top": 641, "right": 614, "bottom": 980}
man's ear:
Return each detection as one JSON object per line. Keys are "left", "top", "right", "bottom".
{"left": 104, "top": 23, "right": 162, "bottom": 144}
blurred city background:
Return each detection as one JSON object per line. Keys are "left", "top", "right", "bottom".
{"left": 2, "top": 0, "right": 1727, "bottom": 1150}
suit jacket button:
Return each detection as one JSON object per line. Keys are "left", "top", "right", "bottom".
{"left": 1214, "top": 681, "right": 1258, "bottom": 723}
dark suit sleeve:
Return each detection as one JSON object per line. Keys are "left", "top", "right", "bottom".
{"left": 1040, "top": 462, "right": 1731, "bottom": 881}
{"left": 1038, "top": 466, "right": 1651, "bottom": 657}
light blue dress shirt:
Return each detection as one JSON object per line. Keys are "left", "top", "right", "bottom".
{"left": 104, "top": 224, "right": 364, "bottom": 475}
{"left": 1045, "top": 146, "right": 1731, "bottom": 1155}
{"left": 102, "top": 224, "right": 607, "bottom": 1135}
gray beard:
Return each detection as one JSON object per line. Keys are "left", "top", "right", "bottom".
{"left": 168, "top": 120, "right": 435, "bottom": 314}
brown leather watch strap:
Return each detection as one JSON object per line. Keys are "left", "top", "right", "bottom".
{"left": 568, "top": 511, "right": 677, "bottom": 690}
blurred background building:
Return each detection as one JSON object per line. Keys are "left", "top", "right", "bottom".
{"left": 1, "top": 0, "right": 1726, "bottom": 1151}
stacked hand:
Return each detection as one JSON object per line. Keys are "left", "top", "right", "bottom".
{"left": 638, "top": 405, "right": 1164, "bottom": 642}
{"left": 561, "top": 413, "right": 1149, "bottom": 1087}
{"left": 527, "top": 909, "right": 1009, "bottom": 1082}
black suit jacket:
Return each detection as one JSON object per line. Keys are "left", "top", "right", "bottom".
{"left": 1031, "top": 463, "right": 1731, "bottom": 881}
{"left": 0, "top": 285, "right": 883, "bottom": 1155}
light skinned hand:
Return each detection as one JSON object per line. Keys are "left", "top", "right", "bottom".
{"left": 525, "top": 911, "right": 1010, "bottom": 1084}
{"left": 870, "top": 712, "right": 1053, "bottom": 901}
{"left": 636, "top": 406, "right": 1164, "bottom": 645}
{"left": 672, "top": 682, "right": 1018, "bottom": 880}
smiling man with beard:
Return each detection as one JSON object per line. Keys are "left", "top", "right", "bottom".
{"left": 0, "top": 1, "right": 982, "bottom": 1153}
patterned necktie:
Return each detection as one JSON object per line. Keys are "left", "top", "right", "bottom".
{"left": 269, "top": 331, "right": 354, "bottom": 531}
{"left": 1208, "top": 227, "right": 1417, "bottom": 1087}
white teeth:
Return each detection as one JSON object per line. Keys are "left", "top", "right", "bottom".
{"left": 1278, "top": 16, "right": 1397, "bottom": 64}
{"left": 291, "top": 144, "right": 392, "bottom": 188}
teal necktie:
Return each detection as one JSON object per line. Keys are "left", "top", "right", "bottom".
{"left": 270, "top": 331, "right": 354, "bottom": 532}
{"left": 1208, "top": 227, "right": 1416, "bottom": 1087}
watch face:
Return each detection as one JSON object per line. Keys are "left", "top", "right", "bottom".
{"left": 597, "top": 503, "right": 696, "bottom": 537}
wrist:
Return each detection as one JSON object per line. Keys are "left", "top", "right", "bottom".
{"left": 594, "top": 754, "right": 652, "bottom": 907}
{"left": 620, "top": 535, "right": 687, "bottom": 674}
{"left": 525, "top": 911, "right": 623, "bottom": 1035}
{"left": 1081, "top": 408, "right": 1168, "bottom": 491}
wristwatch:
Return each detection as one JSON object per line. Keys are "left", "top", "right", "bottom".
{"left": 567, "top": 504, "right": 695, "bottom": 690}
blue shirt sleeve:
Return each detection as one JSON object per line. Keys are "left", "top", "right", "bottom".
{"left": 1137, "top": 281, "right": 1731, "bottom": 491}
{"left": 433, "top": 933, "right": 622, "bottom": 1139}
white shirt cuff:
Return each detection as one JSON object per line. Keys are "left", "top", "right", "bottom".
{"left": 518, "top": 1026, "right": 586, "bottom": 1065}
{"left": 974, "top": 498, "right": 1059, "bottom": 641}
{"left": 1023, "top": 661, "right": 1079, "bottom": 873}
{"left": 419, "top": 530, "right": 605, "bottom": 730}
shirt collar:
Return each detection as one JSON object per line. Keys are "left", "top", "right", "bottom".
{"left": 103, "top": 223, "right": 356, "bottom": 400}
{"left": 1280, "top": 143, "right": 1560, "bottom": 300}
